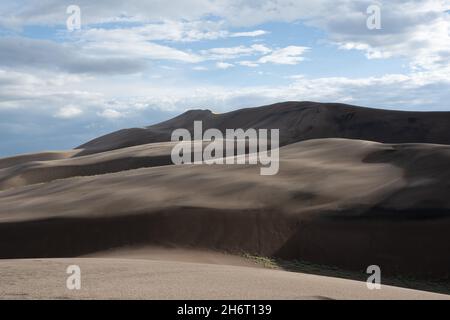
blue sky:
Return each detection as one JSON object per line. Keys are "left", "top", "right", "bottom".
{"left": 0, "top": 0, "right": 449, "bottom": 156}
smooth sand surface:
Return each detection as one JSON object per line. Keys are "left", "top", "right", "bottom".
{"left": 1, "top": 258, "right": 448, "bottom": 300}
{"left": 83, "top": 246, "right": 262, "bottom": 268}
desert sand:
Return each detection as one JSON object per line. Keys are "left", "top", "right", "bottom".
{"left": 1, "top": 258, "right": 448, "bottom": 300}
{"left": 1, "top": 102, "right": 450, "bottom": 299}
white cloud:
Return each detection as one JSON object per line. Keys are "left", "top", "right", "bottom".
{"left": 259, "top": 46, "right": 310, "bottom": 65}
{"left": 216, "top": 62, "right": 234, "bottom": 69}
{"left": 305, "top": 0, "right": 450, "bottom": 72}
{"left": 2, "top": 0, "right": 448, "bottom": 72}
{"left": 71, "top": 19, "right": 266, "bottom": 43}
{"left": 80, "top": 20, "right": 226, "bottom": 43}
{"left": 238, "top": 61, "right": 259, "bottom": 67}
{"left": 97, "top": 109, "right": 125, "bottom": 119}
{"left": 3, "top": 64, "right": 448, "bottom": 122}
{"left": 55, "top": 106, "right": 83, "bottom": 119}
{"left": 193, "top": 66, "right": 208, "bottom": 71}
{"left": 202, "top": 44, "right": 271, "bottom": 60}
{"left": 0, "top": 0, "right": 218, "bottom": 27}
{"left": 230, "top": 30, "right": 268, "bottom": 37}
{"left": 82, "top": 38, "right": 202, "bottom": 63}
{"left": 0, "top": 37, "right": 151, "bottom": 75}
{"left": 235, "top": 46, "right": 310, "bottom": 66}
{"left": 0, "top": 69, "right": 112, "bottom": 128}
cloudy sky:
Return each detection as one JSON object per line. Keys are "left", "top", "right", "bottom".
{"left": 0, "top": 0, "right": 449, "bottom": 156}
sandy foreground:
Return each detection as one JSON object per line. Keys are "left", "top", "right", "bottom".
{"left": 1, "top": 256, "right": 449, "bottom": 300}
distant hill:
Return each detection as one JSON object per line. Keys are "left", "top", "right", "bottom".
{"left": 78, "top": 101, "right": 450, "bottom": 155}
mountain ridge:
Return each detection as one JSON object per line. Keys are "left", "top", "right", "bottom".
{"left": 77, "top": 101, "right": 450, "bottom": 155}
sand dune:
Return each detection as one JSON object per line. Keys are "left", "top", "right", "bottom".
{"left": 0, "top": 142, "right": 177, "bottom": 191}
{"left": 1, "top": 258, "right": 448, "bottom": 300}
{"left": 0, "top": 150, "right": 79, "bottom": 170}
{"left": 2, "top": 102, "right": 450, "bottom": 299}
{"left": 0, "top": 140, "right": 254, "bottom": 191}
{"left": 1, "top": 138, "right": 449, "bottom": 280}
{"left": 78, "top": 101, "right": 450, "bottom": 155}
{"left": 84, "top": 246, "right": 263, "bottom": 268}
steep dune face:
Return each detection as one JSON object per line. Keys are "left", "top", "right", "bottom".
{"left": 0, "top": 139, "right": 449, "bottom": 278}
{"left": 78, "top": 101, "right": 450, "bottom": 155}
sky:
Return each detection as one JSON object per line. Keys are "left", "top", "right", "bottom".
{"left": 0, "top": 0, "right": 449, "bottom": 156}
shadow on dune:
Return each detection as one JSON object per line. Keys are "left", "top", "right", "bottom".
{"left": 271, "top": 144, "right": 450, "bottom": 284}
{"left": 274, "top": 216, "right": 450, "bottom": 279}
{"left": 1, "top": 204, "right": 450, "bottom": 282}
{"left": 0, "top": 207, "right": 296, "bottom": 260}
{"left": 362, "top": 144, "right": 450, "bottom": 213}
{"left": 272, "top": 145, "right": 450, "bottom": 280}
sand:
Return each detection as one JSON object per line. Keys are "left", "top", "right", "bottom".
{"left": 1, "top": 258, "right": 448, "bottom": 300}
{"left": 0, "top": 141, "right": 177, "bottom": 191}
{"left": 0, "top": 138, "right": 449, "bottom": 281}
{"left": 1, "top": 102, "right": 450, "bottom": 300}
